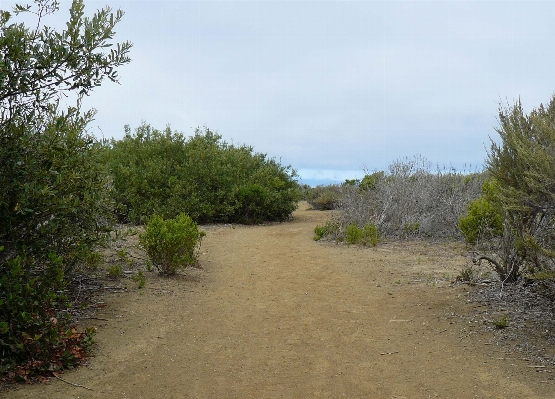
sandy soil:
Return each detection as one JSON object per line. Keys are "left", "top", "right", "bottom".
{"left": 3, "top": 202, "right": 554, "bottom": 398}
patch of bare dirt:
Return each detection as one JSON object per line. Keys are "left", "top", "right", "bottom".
{"left": 2, "top": 202, "right": 554, "bottom": 398}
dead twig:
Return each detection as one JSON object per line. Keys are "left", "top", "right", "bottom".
{"left": 54, "top": 374, "right": 93, "bottom": 391}
{"left": 80, "top": 317, "right": 109, "bottom": 321}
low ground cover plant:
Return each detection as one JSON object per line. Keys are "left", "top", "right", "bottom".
{"left": 313, "top": 220, "right": 340, "bottom": 241}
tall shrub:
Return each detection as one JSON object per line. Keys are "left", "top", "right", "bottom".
{"left": 480, "top": 97, "right": 555, "bottom": 282}
{"left": 0, "top": 0, "right": 131, "bottom": 378}
{"left": 105, "top": 123, "right": 299, "bottom": 224}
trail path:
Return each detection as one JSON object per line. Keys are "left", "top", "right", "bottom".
{"left": 4, "top": 203, "right": 553, "bottom": 398}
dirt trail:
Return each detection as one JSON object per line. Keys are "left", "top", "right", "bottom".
{"left": 3, "top": 202, "right": 554, "bottom": 398}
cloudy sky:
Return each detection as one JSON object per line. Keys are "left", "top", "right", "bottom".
{"left": 6, "top": 0, "right": 555, "bottom": 185}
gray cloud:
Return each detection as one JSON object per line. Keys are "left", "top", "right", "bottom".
{"left": 7, "top": 0, "right": 555, "bottom": 184}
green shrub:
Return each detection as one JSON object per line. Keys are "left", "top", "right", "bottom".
{"left": 361, "top": 223, "right": 379, "bottom": 247}
{"left": 0, "top": 112, "right": 115, "bottom": 278}
{"left": 484, "top": 96, "right": 555, "bottom": 281}
{"left": 104, "top": 124, "right": 299, "bottom": 224}
{"left": 402, "top": 222, "right": 420, "bottom": 236}
{"left": 313, "top": 220, "right": 339, "bottom": 241}
{"left": 492, "top": 315, "right": 509, "bottom": 329}
{"left": 131, "top": 270, "right": 146, "bottom": 289}
{"left": 459, "top": 195, "right": 503, "bottom": 245}
{"left": 107, "top": 264, "right": 123, "bottom": 279}
{"left": 140, "top": 213, "right": 206, "bottom": 276}
{"left": 306, "top": 185, "right": 341, "bottom": 210}
{"left": 233, "top": 184, "right": 269, "bottom": 224}
{"left": 359, "top": 171, "right": 385, "bottom": 191}
{"left": 0, "top": 254, "right": 95, "bottom": 380}
{"left": 345, "top": 223, "right": 363, "bottom": 245}
{"left": 0, "top": 0, "right": 129, "bottom": 380}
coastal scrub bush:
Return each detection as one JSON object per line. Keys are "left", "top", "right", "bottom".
{"left": 345, "top": 223, "right": 363, "bottom": 245}
{"left": 335, "top": 155, "right": 484, "bottom": 240}
{"left": 0, "top": 0, "right": 130, "bottom": 378}
{"left": 458, "top": 181, "right": 503, "bottom": 245}
{"left": 473, "top": 96, "right": 555, "bottom": 283}
{"left": 313, "top": 220, "right": 339, "bottom": 241}
{"left": 0, "top": 253, "right": 95, "bottom": 379}
{"left": 361, "top": 223, "right": 379, "bottom": 247}
{"left": 139, "top": 213, "right": 205, "bottom": 276}
{"left": 305, "top": 184, "right": 342, "bottom": 210}
{"left": 104, "top": 124, "right": 299, "bottom": 224}
{"left": 359, "top": 171, "right": 385, "bottom": 191}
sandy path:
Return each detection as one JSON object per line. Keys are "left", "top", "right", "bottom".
{"left": 3, "top": 203, "right": 553, "bottom": 398}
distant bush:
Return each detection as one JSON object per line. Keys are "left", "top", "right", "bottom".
{"left": 361, "top": 223, "right": 379, "bottom": 247}
{"left": 139, "top": 213, "right": 205, "bottom": 276}
{"left": 306, "top": 184, "right": 342, "bottom": 210}
{"left": 359, "top": 171, "right": 385, "bottom": 191}
{"left": 104, "top": 124, "right": 299, "bottom": 224}
{"left": 336, "top": 155, "right": 485, "bottom": 240}
{"left": 313, "top": 220, "right": 340, "bottom": 241}
{"left": 345, "top": 223, "right": 363, "bottom": 244}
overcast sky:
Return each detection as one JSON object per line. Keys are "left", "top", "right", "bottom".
{"left": 5, "top": 0, "right": 555, "bottom": 185}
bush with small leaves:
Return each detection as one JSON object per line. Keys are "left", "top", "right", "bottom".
{"left": 345, "top": 223, "right": 363, "bottom": 245}
{"left": 492, "top": 315, "right": 509, "bottom": 329}
{"left": 335, "top": 156, "right": 485, "bottom": 240}
{"left": 359, "top": 171, "right": 385, "bottom": 191}
{"left": 0, "top": 253, "right": 95, "bottom": 380}
{"left": 361, "top": 223, "right": 379, "bottom": 247}
{"left": 0, "top": 0, "right": 129, "bottom": 379}
{"left": 131, "top": 270, "right": 146, "bottom": 289}
{"left": 104, "top": 124, "right": 299, "bottom": 224}
{"left": 313, "top": 220, "right": 340, "bottom": 241}
{"left": 140, "top": 213, "right": 205, "bottom": 276}
{"left": 458, "top": 195, "right": 503, "bottom": 245}
{"left": 107, "top": 264, "right": 123, "bottom": 279}
{"left": 305, "top": 184, "right": 342, "bottom": 210}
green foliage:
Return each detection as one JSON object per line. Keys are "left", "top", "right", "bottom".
{"left": 492, "top": 315, "right": 509, "bottom": 329}
{"left": 458, "top": 194, "right": 503, "bottom": 245}
{"left": 0, "top": 111, "right": 114, "bottom": 276}
{"left": 345, "top": 223, "right": 363, "bottom": 245}
{"left": 0, "top": 0, "right": 130, "bottom": 378}
{"left": 457, "top": 265, "right": 476, "bottom": 283}
{"left": 0, "top": 0, "right": 131, "bottom": 128}
{"left": 104, "top": 123, "right": 299, "bottom": 224}
{"left": 485, "top": 96, "right": 555, "bottom": 281}
{"left": 107, "top": 263, "right": 123, "bottom": 279}
{"left": 139, "top": 213, "right": 206, "bottom": 276}
{"left": 361, "top": 223, "right": 379, "bottom": 247}
{"left": 0, "top": 254, "right": 95, "bottom": 379}
{"left": 313, "top": 220, "right": 339, "bottom": 241}
{"left": 131, "top": 270, "right": 146, "bottom": 289}
{"left": 402, "top": 222, "right": 420, "bottom": 236}
{"left": 0, "top": 0, "right": 130, "bottom": 268}
{"left": 305, "top": 184, "right": 342, "bottom": 210}
{"left": 359, "top": 171, "right": 385, "bottom": 191}
{"left": 343, "top": 179, "right": 359, "bottom": 186}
